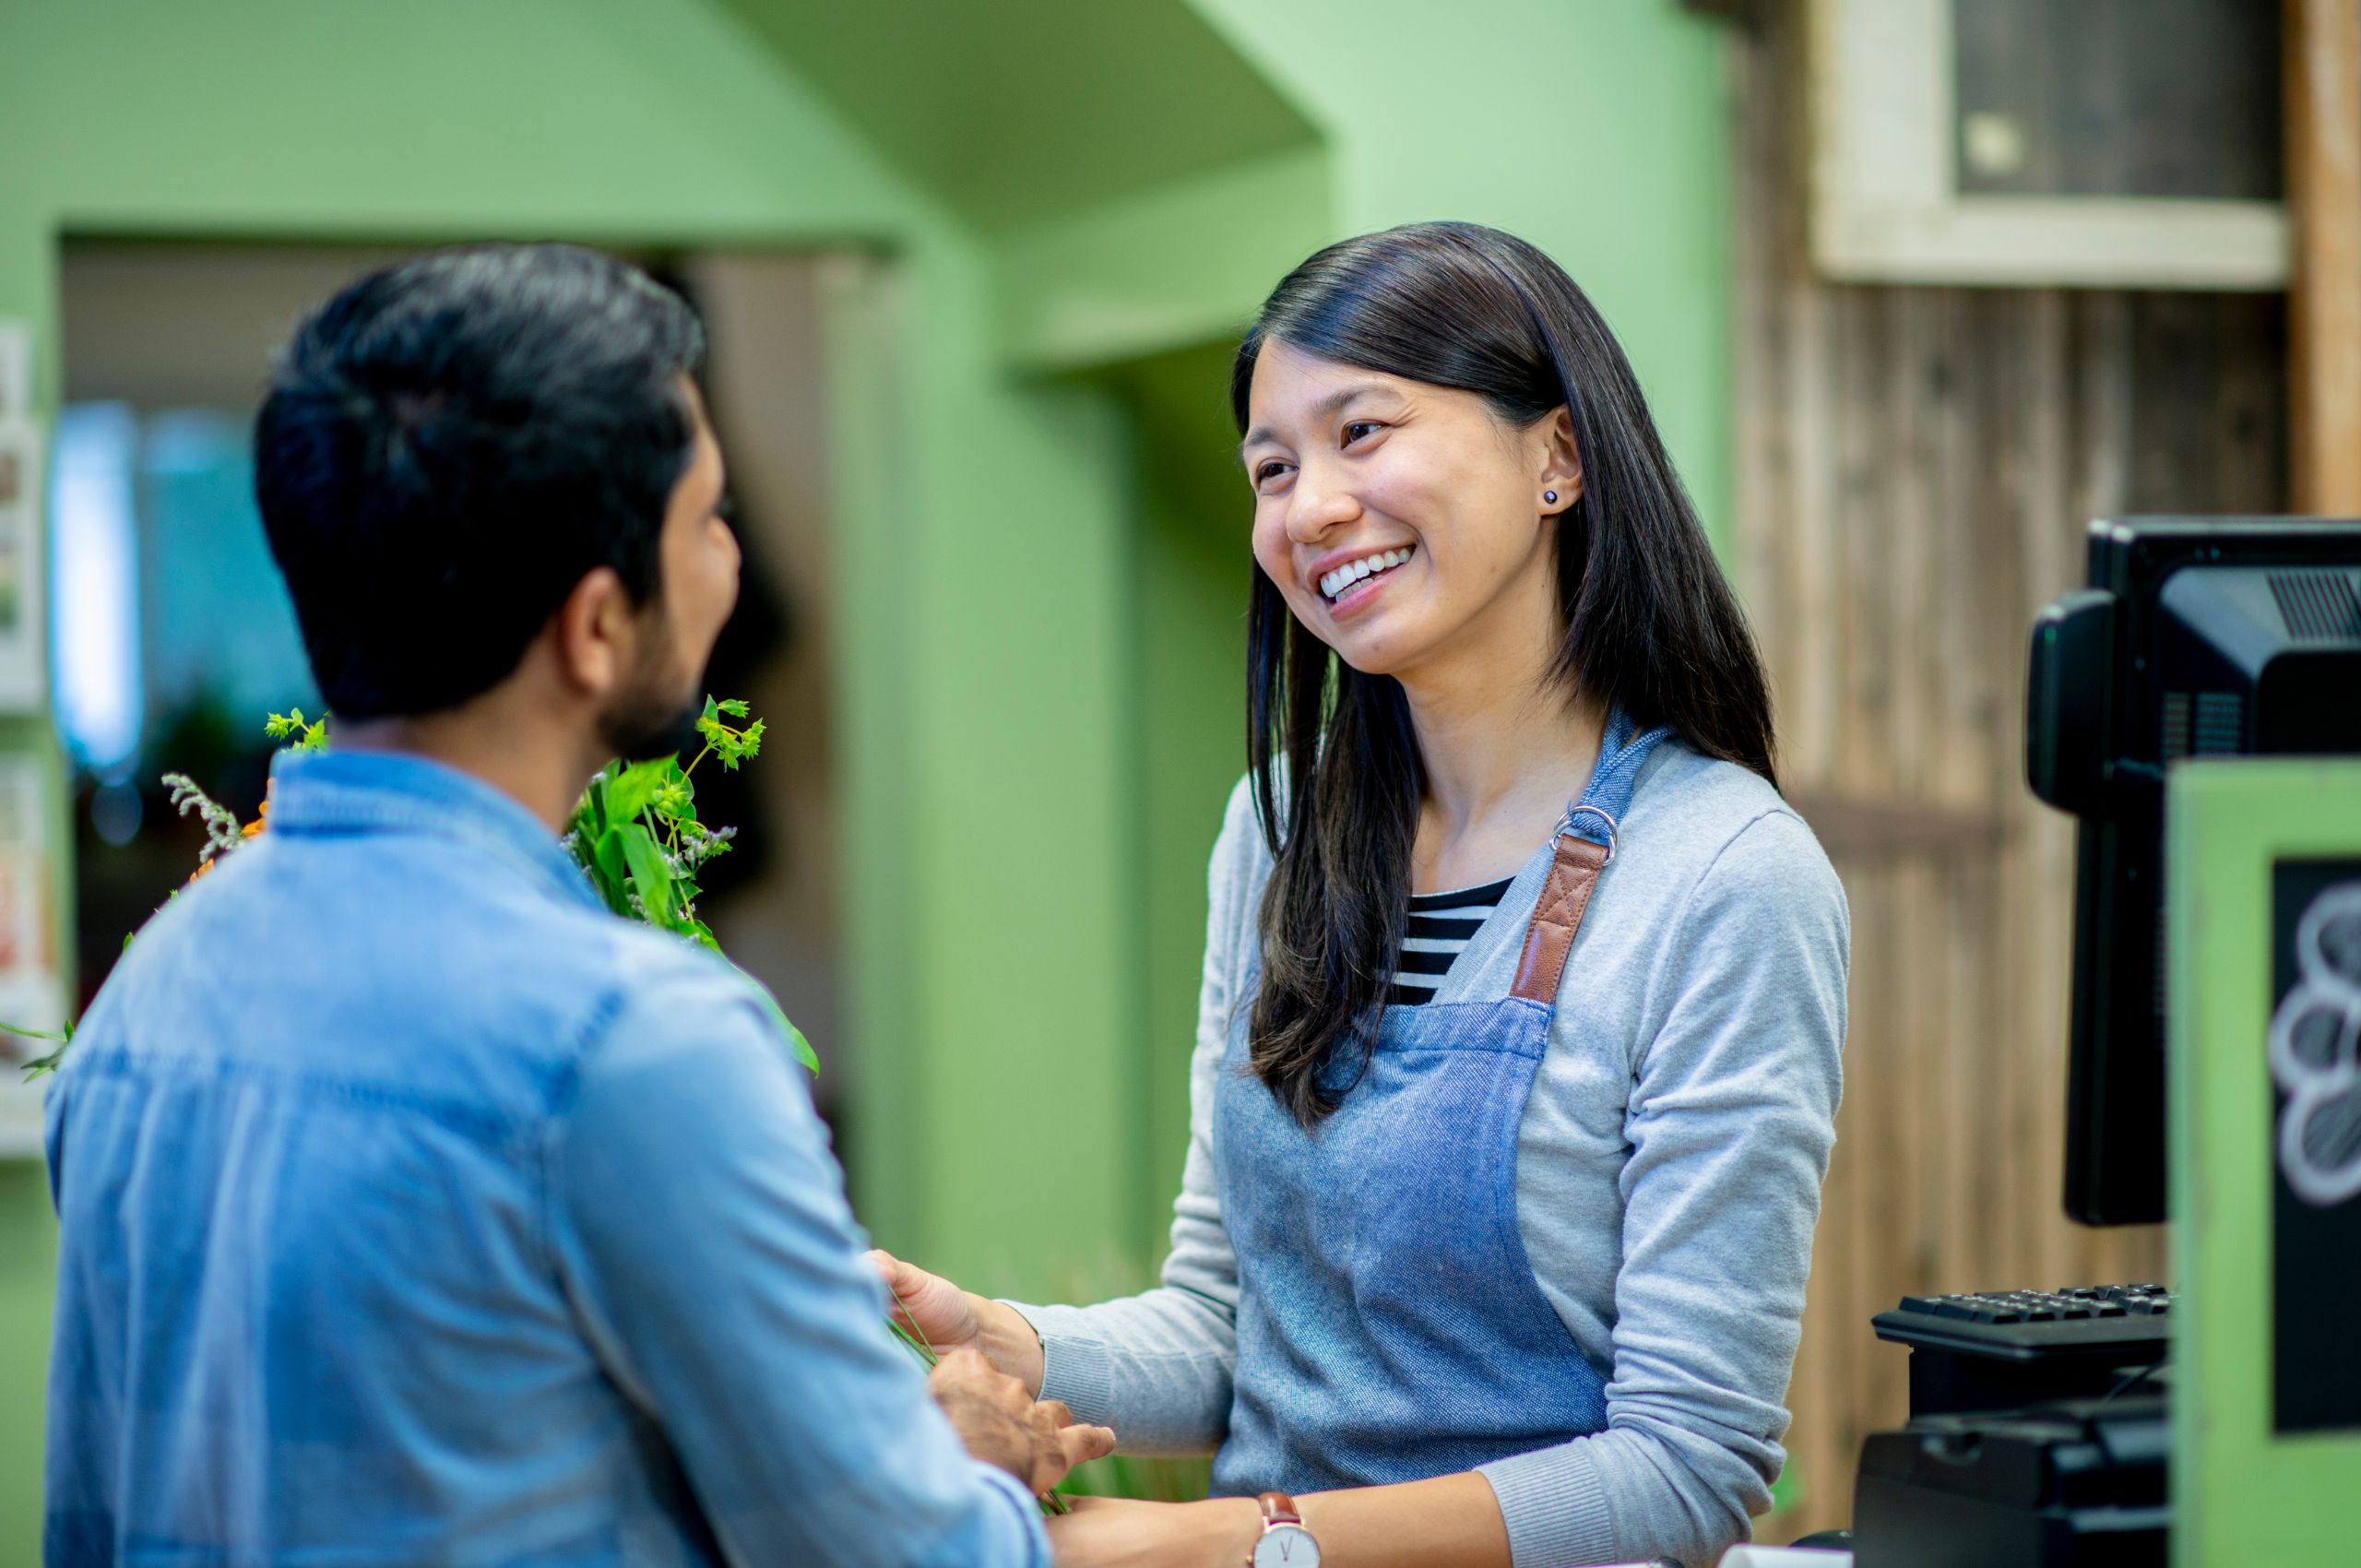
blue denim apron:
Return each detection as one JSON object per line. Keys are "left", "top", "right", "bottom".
{"left": 1210, "top": 711, "right": 1672, "bottom": 1494}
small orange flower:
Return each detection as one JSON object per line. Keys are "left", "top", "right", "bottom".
{"left": 189, "top": 789, "right": 270, "bottom": 884}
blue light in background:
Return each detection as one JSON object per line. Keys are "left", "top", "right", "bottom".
{"left": 50, "top": 403, "right": 320, "bottom": 790}
{"left": 50, "top": 403, "right": 143, "bottom": 777}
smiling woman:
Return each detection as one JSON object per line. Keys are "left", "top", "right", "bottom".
{"left": 878, "top": 223, "right": 1846, "bottom": 1568}
{"left": 1235, "top": 225, "right": 1780, "bottom": 1129}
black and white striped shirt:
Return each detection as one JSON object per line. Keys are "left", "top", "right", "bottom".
{"left": 1388, "top": 876, "right": 1514, "bottom": 1005}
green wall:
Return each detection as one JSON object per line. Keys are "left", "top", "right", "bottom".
{"left": 0, "top": 0, "right": 1733, "bottom": 1554}
{"left": 709, "top": 0, "right": 1321, "bottom": 231}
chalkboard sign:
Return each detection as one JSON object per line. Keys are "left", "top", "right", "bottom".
{"left": 2270, "top": 862, "right": 2361, "bottom": 1436}
{"left": 2173, "top": 760, "right": 2361, "bottom": 1565}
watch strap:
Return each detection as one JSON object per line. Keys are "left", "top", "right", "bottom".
{"left": 1256, "top": 1491, "right": 1302, "bottom": 1527}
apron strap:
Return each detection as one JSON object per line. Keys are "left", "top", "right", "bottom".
{"left": 1508, "top": 711, "right": 1674, "bottom": 1004}
{"left": 1510, "top": 834, "right": 1611, "bottom": 1003}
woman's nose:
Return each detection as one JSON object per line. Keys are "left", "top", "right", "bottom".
{"left": 1286, "top": 478, "right": 1358, "bottom": 542}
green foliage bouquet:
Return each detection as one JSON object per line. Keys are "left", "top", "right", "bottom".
{"left": 564, "top": 697, "right": 814, "bottom": 1071}
{"left": 15, "top": 697, "right": 813, "bottom": 1078}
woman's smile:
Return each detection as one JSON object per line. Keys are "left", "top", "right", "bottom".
{"left": 1313, "top": 543, "right": 1418, "bottom": 618}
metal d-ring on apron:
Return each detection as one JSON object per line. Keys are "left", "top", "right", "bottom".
{"left": 1210, "top": 708, "right": 1673, "bottom": 1496}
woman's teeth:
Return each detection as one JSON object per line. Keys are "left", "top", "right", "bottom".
{"left": 1320, "top": 548, "right": 1413, "bottom": 601}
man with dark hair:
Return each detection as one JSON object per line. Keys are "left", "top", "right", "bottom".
{"left": 42, "top": 244, "right": 1106, "bottom": 1565}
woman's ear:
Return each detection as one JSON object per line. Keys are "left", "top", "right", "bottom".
{"left": 550, "top": 565, "right": 634, "bottom": 700}
{"left": 1539, "top": 406, "right": 1584, "bottom": 514}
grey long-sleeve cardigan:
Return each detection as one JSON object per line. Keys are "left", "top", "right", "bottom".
{"left": 1013, "top": 742, "right": 1848, "bottom": 1568}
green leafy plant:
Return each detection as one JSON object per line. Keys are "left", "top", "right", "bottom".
{"left": 264, "top": 708, "right": 330, "bottom": 753}
{"left": 563, "top": 697, "right": 813, "bottom": 1071}
{"left": 18, "top": 700, "right": 814, "bottom": 1078}
{"left": 2, "top": 1016, "right": 71, "bottom": 1079}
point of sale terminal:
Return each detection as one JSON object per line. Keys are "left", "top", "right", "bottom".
{"left": 1831, "top": 517, "right": 2361, "bottom": 1568}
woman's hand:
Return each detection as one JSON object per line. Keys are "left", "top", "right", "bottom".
{"left": 867, "top": 1249, "right": 982, "bottom": 1352}
{"left": 1044, "top": 1496, "right": 1260, "bottom": 1567}
{"left": 867, "top": 1249, "right": 1049, "bottom": 1395}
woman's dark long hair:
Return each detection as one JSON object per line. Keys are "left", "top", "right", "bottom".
{"left": 1236, "top": 221, "right": 1776, "bottom": 1126}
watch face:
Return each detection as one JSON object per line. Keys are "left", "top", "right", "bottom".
{"left": 1252, "top": 1524, "right": 1319, "bottom": 1567}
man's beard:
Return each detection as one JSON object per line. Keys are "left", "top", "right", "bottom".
{"left": 598, "top": 651, "right": 705, "bottom": 765}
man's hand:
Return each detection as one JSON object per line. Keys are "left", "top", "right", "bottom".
{"left": 927, "top": 1348, "right": 1116, "bottom": 1492}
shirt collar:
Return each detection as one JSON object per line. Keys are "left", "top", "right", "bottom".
{"left": 265, "top": 748, "right": 606, "bottom": 913}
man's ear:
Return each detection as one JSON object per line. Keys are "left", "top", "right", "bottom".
{"left": 1539, "top": 406, "right": 1584, "bottom": 513}
{"left": 550, "top": 565, "right": 635, "bottom": 699}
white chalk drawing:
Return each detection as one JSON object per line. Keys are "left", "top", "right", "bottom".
{"left": 2269, "top": 883, "right": 2361, "bottom": 1206}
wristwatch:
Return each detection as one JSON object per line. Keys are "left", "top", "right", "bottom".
{"left": 1248, "top": 1491, "right": 1321, "bottom": 1566}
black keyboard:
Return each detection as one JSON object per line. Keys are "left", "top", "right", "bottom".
{"left": 1873, "top": 1284, "right": 2174, "bottom": 1365}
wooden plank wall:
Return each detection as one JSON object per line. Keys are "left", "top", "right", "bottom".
{"left": 2287, "top": 0, "right": 2361, "bottom": 511}
{"left": 1729, "top": 3, "right": 2288, "bottom": 1540}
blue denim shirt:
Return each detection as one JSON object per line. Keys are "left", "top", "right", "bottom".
{"left": 43, "top": 749, "right": 1046, "bottom": 1568}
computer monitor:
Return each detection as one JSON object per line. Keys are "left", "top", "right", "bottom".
{"left": 2026, "top": 518, "right": 2361, "bottom": 1225}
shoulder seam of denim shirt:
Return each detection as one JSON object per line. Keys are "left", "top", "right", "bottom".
{"left": 267, "top": 749, "right": 603, "bottom": 913}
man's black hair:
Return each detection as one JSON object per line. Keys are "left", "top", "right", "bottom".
{"left": 255, "top": 243, "right": 707, "bottom": 718}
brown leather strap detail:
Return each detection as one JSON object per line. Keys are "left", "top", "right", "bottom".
{"left": 1510, "top": 834, "right": 1610, "bottom": 1004}
{"left": 1256, "top": 1491, "right": 1301, "bottom": 1526}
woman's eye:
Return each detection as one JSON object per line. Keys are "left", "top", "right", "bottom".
{"left": 1343, "top": 420, "right": 1382, "bottom": 445}
{"left": 1254, "top": 460, "right": 1293, "bottom": 489}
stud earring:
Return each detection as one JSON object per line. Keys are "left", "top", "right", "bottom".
{"left": 1544, "top": 490, "right": 1559, "bottom": 505}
